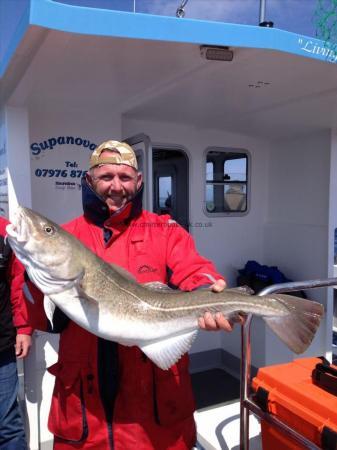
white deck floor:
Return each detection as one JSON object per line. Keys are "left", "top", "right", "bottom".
{"left": 195, "top": 400, "right": 261, "bottom": 450}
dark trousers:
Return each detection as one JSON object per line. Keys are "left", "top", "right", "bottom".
{"left": 0, "top": 347, "right": 27, "bottom": 450}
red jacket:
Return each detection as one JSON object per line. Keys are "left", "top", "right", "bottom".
{"left": 0, "top": 217, "right": 32, "bottom": 343}
{"left": 26, "top": 192, "right": 223, "bottom": 450}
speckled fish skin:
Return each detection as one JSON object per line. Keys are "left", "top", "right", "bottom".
{"left": 7, "top": 207, "right": 324, "bottom": 369}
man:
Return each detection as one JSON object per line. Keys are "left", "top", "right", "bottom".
{"left": 0, "top": 216, "right": 32, "bottom": 450}
{"left": 26, "top": 140, "right": 236, "bottom": 450}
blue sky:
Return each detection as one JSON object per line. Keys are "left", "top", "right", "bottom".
{"left": 55, "top": 0, "right": 326, "bottom": 38}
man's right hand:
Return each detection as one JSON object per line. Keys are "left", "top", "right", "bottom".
{"left": 15, "top": 334, "right": 32, "bottom": 359}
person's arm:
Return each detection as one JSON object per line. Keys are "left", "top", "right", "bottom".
{"left": 165, "top": 221, "right": 225, "bottom": 290}
{"left": 165, "top": 220, "right": 239, "bottom": 331}
{"left": 9, "top": 254, "right": 33, "bottom": 358}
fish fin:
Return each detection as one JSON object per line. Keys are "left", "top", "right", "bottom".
{"left": 140, "top": 330, "right": 198, "bottom": 370}
{"left": 263, "top": 295, "right": 324, "bottom": 354}
{"left": 225, "top": 286, "right": 254, "bottom": 295}
{"left": 109, "top": 264, "right": 136, "bottom": 281}
{"left": 76, "top": 284, "right": 99, "bottom": 303}
{"left": 142, "top": 281, "right": 173, "bottom": 291}
{"left": 73, "top": 269, "right": 100, "bottom": 304}
{"left": 44, "top": 296, "right": 56, "bottom": 329}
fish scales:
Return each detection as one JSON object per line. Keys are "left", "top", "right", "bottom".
{"left": 7, "top": 206, "right": 324, "bottom": 370}
{"left": 81, "top": 261, "right": 289, "bottom": 322}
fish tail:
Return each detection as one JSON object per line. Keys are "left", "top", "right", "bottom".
{"left": 263, "top": 294, "right": 324, "bottom": 354}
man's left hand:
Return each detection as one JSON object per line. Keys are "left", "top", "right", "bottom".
{"left": 15, "top": 334, "right": 32, "bottom": 359}
{"left": 210, "top": 279, "right": 227, "bottom": 293}
{"left": 198, "top": 279, "right": 244, "bottom": 332}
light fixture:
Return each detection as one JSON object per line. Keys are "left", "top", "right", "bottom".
{"left": 200, "top": 45, "right": 234, "bottom": 62}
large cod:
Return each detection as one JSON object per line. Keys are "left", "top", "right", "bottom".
{"left": 7, "top": 207, "right": 324, "bottom": 370}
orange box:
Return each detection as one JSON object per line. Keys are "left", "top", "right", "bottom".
{"left": 251, "top": 357, "right": 337, "bottom": 449}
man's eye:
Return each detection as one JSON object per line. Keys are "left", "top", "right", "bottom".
{"left": 120, "top": 176, "right": 132, "bottom": 182}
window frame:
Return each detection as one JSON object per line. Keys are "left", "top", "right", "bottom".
{"left": 203, "top": 146, "right": 251, "bottom": 217}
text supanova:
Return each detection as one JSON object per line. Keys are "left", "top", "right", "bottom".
{"left": 30, "top": 136, "right": 97, "bottom": 156}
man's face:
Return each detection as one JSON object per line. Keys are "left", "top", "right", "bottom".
{"left": 87, "top": 163, "right": 142, "bottom": 212}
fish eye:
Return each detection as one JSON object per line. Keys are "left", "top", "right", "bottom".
{"left": 44, "top": 225, "right": 55, "bottom": 235}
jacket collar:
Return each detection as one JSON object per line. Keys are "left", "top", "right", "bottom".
{"left": 81, "top": 177, "right": 144, "bottom": 227}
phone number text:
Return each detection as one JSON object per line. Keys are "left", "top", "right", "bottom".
{"left": 35, "top": 169, "right": 87, "bottom": 178}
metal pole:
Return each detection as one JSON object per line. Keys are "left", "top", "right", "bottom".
{"left": 255, "top": 278, "right": 337, "bottom": 295}
{"left": 239, "top": 277, "right": 337, "bottom": 450}
{"left": 259, "top": 0, "right": 266, "bottom": 24}
{"left": 240, "top": 314, "right": 253, "bottom": 450}
{"left": 245, "top": 398, "right": 321, "bottom": 450}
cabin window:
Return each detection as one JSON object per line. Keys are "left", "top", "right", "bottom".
{"left": 158, "top": 176, "right": 172, "bottom": 210}
{"left": 205, "top": 149, "right": 249, "bottom": 214}
{"left": 153, "top": 149, "right": 189, "bottom": 230}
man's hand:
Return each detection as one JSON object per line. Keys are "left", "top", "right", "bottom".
{"left": 15, "top": 334, "right": 32, "bottom": 359}
{"left": 198, "top": 279, "right": 244, "bottom": 331}
{"left": 210, "top": 279, "right": 227, "bottom": 293}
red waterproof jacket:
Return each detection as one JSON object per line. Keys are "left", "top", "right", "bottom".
{"left": 26, "top": 183, "right": 223, "bottom": 450}
{"left": 0, "top": 217, "right": 32, "bottom": 349}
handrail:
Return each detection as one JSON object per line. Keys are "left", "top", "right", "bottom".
{"left": 239, "top": 277, "right": 337, "bottom": 450}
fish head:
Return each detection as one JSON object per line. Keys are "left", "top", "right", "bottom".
{"left": 7, "top": 206, "right": 84, "bottom": 294}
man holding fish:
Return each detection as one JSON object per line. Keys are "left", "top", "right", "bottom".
{"left": 21, "top": 140, "right": 238, "bottom": 450}
{"left": 9, "top": 141, "right": 322, "bottom": 450}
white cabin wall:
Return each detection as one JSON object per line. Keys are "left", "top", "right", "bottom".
{"left": 263, "top": 130, "right": 331, "bottom": 365}
{"left": 123, "top": 118, "right": 270, "bottom": 367}
{"left": 2, "top": 106, "right": 33, "bottom": 216}
{"left": 29, "top": 108, "right": 122, "bottom": 223}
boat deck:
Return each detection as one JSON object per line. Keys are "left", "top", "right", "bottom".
{"left": 191, "top": 369, "right": 261, "bottom": 450}
{"left": 191, "top": 369, "right": 240, "bottom": 410}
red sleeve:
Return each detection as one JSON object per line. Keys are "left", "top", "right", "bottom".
{"left": 9, "top": 256, "right": 33, "bottom": 335}
{"left": 165, "top": 219, "right": 225, "bottom": 291}
{"left": 23, "top": 276, "right": 48, "bottom": 332}
{"left": 0, "top": 216, "right": 33, "bottom": 335}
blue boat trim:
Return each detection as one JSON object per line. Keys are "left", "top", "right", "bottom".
{"left": 2, "top": 0, "right": 336, "bottom": 78}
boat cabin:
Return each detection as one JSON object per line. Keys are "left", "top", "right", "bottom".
{"left": 1, "top": 1, "right": 337, "bottom": 448}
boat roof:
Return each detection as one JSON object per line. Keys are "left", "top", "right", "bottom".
{"left": 1, "top": 1, "right": 337, "bottom": 139}
{"left": 2, "top": 0, "right": 336, "bottom": 76}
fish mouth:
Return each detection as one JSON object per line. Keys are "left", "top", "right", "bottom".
{"left": 6, "top": 207, "right": 30, "bottom": 244}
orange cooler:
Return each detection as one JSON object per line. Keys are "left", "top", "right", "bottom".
{"left": 251, "top": 357, "right": 337, "bottom": 449}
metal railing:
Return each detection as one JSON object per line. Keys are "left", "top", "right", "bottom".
{"left": 239, "top": 277, "right": 337, "bottom": 450}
